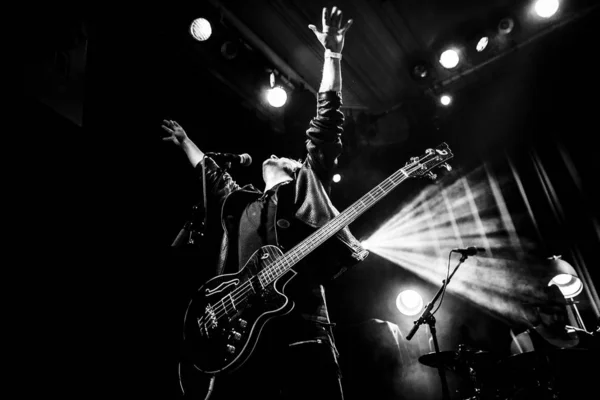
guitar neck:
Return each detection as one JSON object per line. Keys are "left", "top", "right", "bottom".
{"left": 261, "top": 165, "right": 415, "bottom": 284}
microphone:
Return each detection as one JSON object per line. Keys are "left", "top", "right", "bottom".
{"left": 205, "top": 152, "right": 252, "bottom": 167}
{"left": 452, "top": 246, "right": 485, "bottom": 256}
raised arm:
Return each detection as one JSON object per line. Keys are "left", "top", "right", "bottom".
{"left": 305, "top": 6, "right": 353, "bottom": 183}
{"left": 309, "top": 6, "right": 352, "bottom": 92}
{"left": 161, "top": 120, "right": 205, "bottom": 167}
{"left": 161, "top": 119, "right": 241, "bottom": 205}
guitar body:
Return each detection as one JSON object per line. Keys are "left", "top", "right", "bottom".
{"left": 182, "top": 245, "right": 297, "bottom": 375}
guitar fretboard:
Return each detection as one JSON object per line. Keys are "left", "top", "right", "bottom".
{"left": 257, "top": 163, "right": 420, "bottom": 287}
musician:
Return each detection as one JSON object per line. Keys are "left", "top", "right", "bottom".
{"left": 162, "top": 6, "right": 367, "bottom": 400}
{"left": 506, "top": 284, "right": 599, "bottom": 399}
{"left": 510, "top": 284, "right": 599, "bottom": 354}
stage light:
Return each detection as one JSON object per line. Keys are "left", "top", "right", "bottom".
{"left": 439, "top": 49, "right": 460, "bottom": 69}
{"left": 547, "top": 255, "right": 583, "bottom": 298}
{"left": 333, "top": 173, "right": 341, "bottom": 183}
{"left": 534, "top": 0, "right": 560, "bottom": 18}
{"left": 411, "top": 63, "right": 430, "bottom": 80}
{"left": 546, "top": 255, "right": 586, "bottom": 329}
{"left": 190, "top": 18, "right": 212, "bottom": 41}
{"left": 498, "top": 17, "right": 515, "bottom": 35}
{"left": 220, "top": 41, "right": 238, "bottom": 60}
{"left": 440, "top": 94, "right": 452, "bottom": 106}
{"left": 266, "top": 86, "right": 287, "bottom": 108}
{"left": 396, "top": 290, "right": 424, "bottom": 316}
{"left": 476, "top": 36, "right": 489, "bottom": 52}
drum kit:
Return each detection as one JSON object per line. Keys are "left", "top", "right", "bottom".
{"left": 418, "top": 345, "right": 597, "bottom": 399}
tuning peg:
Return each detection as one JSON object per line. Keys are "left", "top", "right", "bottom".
{"left": 426, "top": 171, "right": 437, "bottom": 180}
{"left": 441, "top": 162, "right": 452, "bottom": 171}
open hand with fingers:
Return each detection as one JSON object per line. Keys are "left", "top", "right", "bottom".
{"left": 308, "top": 6, "right": 353, "bottom": 53}
{"left": 161, "top": 119, "right": 188, "bottom": 146}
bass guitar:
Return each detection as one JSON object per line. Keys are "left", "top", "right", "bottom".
{"left": 182, "top": 143, "right": 453, "bottom": 375}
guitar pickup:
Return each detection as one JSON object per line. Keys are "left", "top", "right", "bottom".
{"left": 197, "top": 318, "right": 210, "bottom": 338}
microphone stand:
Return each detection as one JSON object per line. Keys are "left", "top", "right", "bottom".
{"left": 171, "top": 158, "right": 210, "bottom": 247}
{"left": 406, "top": 252, "right": 471, "bottom": 400}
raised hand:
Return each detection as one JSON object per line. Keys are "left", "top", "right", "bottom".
{"left": 161, "top": 119, "right": 188, "bottom": 146}
{"left": 308, "top": 6, "right": 353, "bottom": 53}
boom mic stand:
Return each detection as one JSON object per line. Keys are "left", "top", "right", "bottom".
{"left": 406, "top": 251, "right": 472, "bottom": 400}
{"left": 171, "top": 158, "right": 211, "bottom": 247}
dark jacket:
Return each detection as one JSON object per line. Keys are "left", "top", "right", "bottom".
{"left": 198, "top": 91, "right": 367, "bottom": 278}
{"left": 196, "top": 92, "right": 368, "bottom": 324}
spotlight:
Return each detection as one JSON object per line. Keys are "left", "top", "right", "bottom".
{"left": 476, "top": 36, "right": 489, "bottom": 52}
{"left": 332, "top": 173, "right": 341, "bottom": 183}
{"left": 411, "top": 63, "right": 430, "bottom": 80}
{"left": 396, "top": 290, "right": 424, "bottom": 316}
{"left": 534, "top": 0, "right": 560, "bottom": 18}
{"left": 266, "top": 86, "right": 287, "bottom": 108}
{"left": 547, "top": 255, "right": 583, "bottom": 298}
{"left": 220, "top": 41, "right": 238, "bottom": 60}
{"left": 546, "top": 255, "right": 586, "bottom": 329}
{"left": 190, "top": 18, "right": 212, "bottom": 41}
{"left": 440, "top": 94, "right": 452, "bottom": 106}
{"left": 439, "top": 49, "right": 460, "bottom": 69}
{"left": 498, "top": 17, "right": 515, "bottom": 35}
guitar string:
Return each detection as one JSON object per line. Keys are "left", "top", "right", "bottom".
{"left": 198, "top": 157, "right": 438, "bottom": 329}
{"left": 199, "top": 165, "right": 418, "bottom": 328}
{"left": 200, "top": 171, "right": 413, "bottom": 328}
{"left": 198, "top": 163, "right": 421, "bottom": 329}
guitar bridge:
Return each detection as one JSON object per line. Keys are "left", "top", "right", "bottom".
{"left": 198, "top": 304, "right": 218, "bottom": 337}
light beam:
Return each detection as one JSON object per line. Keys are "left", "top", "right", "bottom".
{"left": 361, "top": 164, "right": 546, "bottom": 323}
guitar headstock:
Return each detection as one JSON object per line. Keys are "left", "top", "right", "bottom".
{"left": 404, "top": 142, "right": 454, "bottom": 181}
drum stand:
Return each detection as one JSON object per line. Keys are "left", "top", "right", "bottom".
{"left": 459, "top": 345, "right": 483, "bottom": 400}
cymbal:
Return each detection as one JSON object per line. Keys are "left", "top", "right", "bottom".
{"left": 419, "top": 351, "right": 460, "bottom": 371}
{"left": 419, "top": 349, "right": 499, "bottom": 373}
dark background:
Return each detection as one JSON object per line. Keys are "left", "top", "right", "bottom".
{"left": 20, "top": 1, "right": 599, "bottom": 398}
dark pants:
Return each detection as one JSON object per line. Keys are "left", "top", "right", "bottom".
{"left": 180, "top": 318, "right": 344, "bottom": 400}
